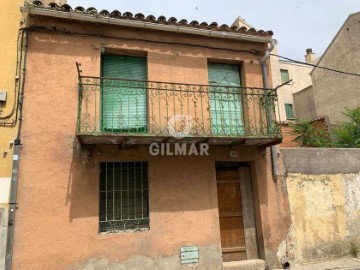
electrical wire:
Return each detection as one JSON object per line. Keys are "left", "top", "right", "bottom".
{"left": 27, "top": 25, "right": 264, "bottom": 56}
{"left": 30, "top": 25, "right": 360, "bottom": 78}
{"left": 271, "top": 54, "right": 360, "bottom": 77}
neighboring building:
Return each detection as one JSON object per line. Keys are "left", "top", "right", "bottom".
{"left": 232, "top": 16, "right": 255, "bottom": 29}
{"left": 233, "top": 17, "right": 315, "bottom": 123}
{"left": 293, "top": 86, "right": 317, "bottom": 120}
{"left": 0, "top": 1, "right": 25, "bottom": 269}
{"left": 309, "top": 12, "right": 360, "bottom": 126}
{"left": 270, "top": 47, "right": 314, "bottom": 122}
{"left": 10, "top": 2, "right": 292, "bottom": 269}
{"left": 233, "top": 16, "right": 315, "bottom": 123}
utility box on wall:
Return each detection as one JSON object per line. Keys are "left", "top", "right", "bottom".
{"left": 0, "top": 91, "right": 7, "bottom": 102}
{"left": 180, "top": 246, "right": 199, "bottom": 265}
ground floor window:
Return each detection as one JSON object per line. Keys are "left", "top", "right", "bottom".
{"left": 99, "top": 162, "right": 149, "bottom": 233}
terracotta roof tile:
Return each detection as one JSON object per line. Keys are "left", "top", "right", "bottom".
{"left": 110, "top": 10, "right": 121, "bottom": 18}
{"left": 168, "top": 17, "right": 177, "bottom": 24}
{"left": 74, "top": 6, "right": 85, "bottom": 13}
{"left": 99, "top": 9, "right": 110, "bottom": 17}
{"left": 134, "top": 13, "right": 145, "bottom": 20}
{"left": 28, "top": 1, "right": 274, "bottom": 37}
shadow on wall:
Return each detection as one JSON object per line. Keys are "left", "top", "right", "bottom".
{"left": 65, "top": 141, "right": 221, "bottom": 221}
{"left": 66, "top": 138, "right": 99, "bottom": 222}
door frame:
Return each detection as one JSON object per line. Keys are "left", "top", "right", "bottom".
{"left": 215, "top": 162, "right": 260, "bottom": 261}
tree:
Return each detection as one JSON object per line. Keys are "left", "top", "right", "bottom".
{"left": 333, "top": 107, "right": 360, "bottom": 148}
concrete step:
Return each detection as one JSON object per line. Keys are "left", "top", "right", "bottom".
{"left": 223, "top": 259, "right": 266, "bottom": 270}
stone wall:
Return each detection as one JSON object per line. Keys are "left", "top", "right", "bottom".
{"left": 280, "top": 148, "right": 360, "bottom": 264}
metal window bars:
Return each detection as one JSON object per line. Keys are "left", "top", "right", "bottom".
{"left": 99, "top": 162, "right": 149, "bottom": 233}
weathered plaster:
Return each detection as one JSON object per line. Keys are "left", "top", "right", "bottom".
{"left": 283, "top": 172, "right": 360, "bottom": 263}
{"left": 72, "top": 244, "right": 222, "bottom": 270}
{"left": 278, "top": 149, "right": 360, "bottom": 264}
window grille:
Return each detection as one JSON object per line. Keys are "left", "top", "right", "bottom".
{"left": 99, "top": 162, "right": 149, "bottom": 233}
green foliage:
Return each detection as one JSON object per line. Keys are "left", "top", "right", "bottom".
{"left": 333, "top": 107, "right": 360, "bottom": 148}
{"left": 289, "top": 119, "right": 332, "bottom": 147}
{"left": 350, "top": 242, "right": 359, "bottom": 258}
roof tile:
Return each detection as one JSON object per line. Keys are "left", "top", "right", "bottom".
{"left": 27, "top": 1, "right": 273, "bottom": 37}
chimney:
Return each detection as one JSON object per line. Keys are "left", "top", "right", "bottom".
{"left": 305, "top": 48, "right": 316, "bottom": 64}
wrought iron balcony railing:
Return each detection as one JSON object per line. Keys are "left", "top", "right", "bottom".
{"left": 77, "top": 76, "right": 281, "bottom": 143}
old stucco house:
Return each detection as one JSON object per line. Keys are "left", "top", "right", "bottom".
{"left": 294, "top": 12, "right": 360, "bottom": 126}
{"left": 7, "top": 1, "right": 293, "bottom": 269}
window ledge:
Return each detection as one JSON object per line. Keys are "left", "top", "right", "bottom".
{"left": 99, "top": 228, "right": 150, "bottom": 235}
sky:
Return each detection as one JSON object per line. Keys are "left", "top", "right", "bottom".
{"left": 68, "top": 0, "right": 359, "bottom": 61}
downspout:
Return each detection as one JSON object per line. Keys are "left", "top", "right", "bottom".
{"left": 5, "top": 27, "right": 29, "bottom": 270}
{"left": 261, "top": 39, "right": 279, "bottom": 181}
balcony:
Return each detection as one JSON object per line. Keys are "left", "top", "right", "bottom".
{"left": 76, "top": 76, "right": 282, "bottom": 146}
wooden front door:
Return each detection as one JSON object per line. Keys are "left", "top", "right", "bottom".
{"left": 216, "top": 167, "right": 246, "bottom": 261}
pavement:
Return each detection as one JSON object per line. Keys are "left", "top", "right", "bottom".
{"left": 287, "top": 257, "right": 360, "bottom": 270}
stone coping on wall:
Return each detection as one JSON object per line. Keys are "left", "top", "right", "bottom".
{"left": 281, "top": 148, "right": 360, "bottom": 174}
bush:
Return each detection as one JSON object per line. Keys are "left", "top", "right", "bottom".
{"left": 289, "top": 119, "right": 332, "bottom": 147}
{"left": 333, "top": 107, "right": 360, "bottom": 148}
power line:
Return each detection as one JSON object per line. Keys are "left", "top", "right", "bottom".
{"left": 271, "top": 54, "right": 360, "bottom": 77}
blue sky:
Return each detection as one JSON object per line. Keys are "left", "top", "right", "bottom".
{"left": 68, "top": 0, "right": 359, "bottom": 61}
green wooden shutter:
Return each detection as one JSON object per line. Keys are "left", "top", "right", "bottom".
{"left": 280, "top": 69, "right": 289, "bottom": 83}
{"left": 285, "top": 104, "right": 294, "bottom": 119}
{"left": 208, "top": 63, "right": 244, "bottom": 135}
{"left": 101, "top": 55, "right": 147, "bottom": 132}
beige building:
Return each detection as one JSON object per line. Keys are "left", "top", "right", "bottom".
{"left": 270, "top": 47, "right": 314, "bottom": 122}
{"left": 304, "top": 12, "right": 360, "bottom": 125}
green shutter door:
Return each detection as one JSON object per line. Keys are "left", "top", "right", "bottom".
{"left": 285, "top": 104, "right": 294, "bottom": 119}
{"left": 101, "top": 55, "right": 147, "bottom": 132}
{"left": 208, "top": 63, "right": 244, "bottom": 135}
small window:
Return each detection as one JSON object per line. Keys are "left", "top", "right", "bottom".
{"left": 99, "top": 162, "right": 149, "bottom": 233}
{"left": 280, "top": 69, "right": 289, "bottom": 83}
{"left": 285, "top": 104, "right": 295, "bottom": 119}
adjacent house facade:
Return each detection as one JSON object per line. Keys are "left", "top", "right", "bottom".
{"left": 270, "top": 47, "right": 314, "bottom": 122}
{"left": 0, "top": 1, "right": 25, "bottom": 268}
{"left": 8, "top": 2, "right": 293, "bottom": 269}
{"left": 297, "top": 12, "right": 360, "bottom": 126}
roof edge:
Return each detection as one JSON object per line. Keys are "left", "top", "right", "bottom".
{"left": 21, "top": 6, "right": 272, "bottom": 44}
{"left": 293, "top": 85, "right": 312, "bottom": 96}
{"left": 310, "top": 12, "right": 359, "bottom": 75}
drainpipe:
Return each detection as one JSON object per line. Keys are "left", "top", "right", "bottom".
{"left": 5, "top": 28, "right": 29, "bottom": 270}
{"left": 261, "top": 39, "right": 279, "bottom": 181}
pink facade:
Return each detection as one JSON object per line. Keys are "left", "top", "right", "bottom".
{"left": 12, "top": 7, "right": 290, "bottom": 269}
